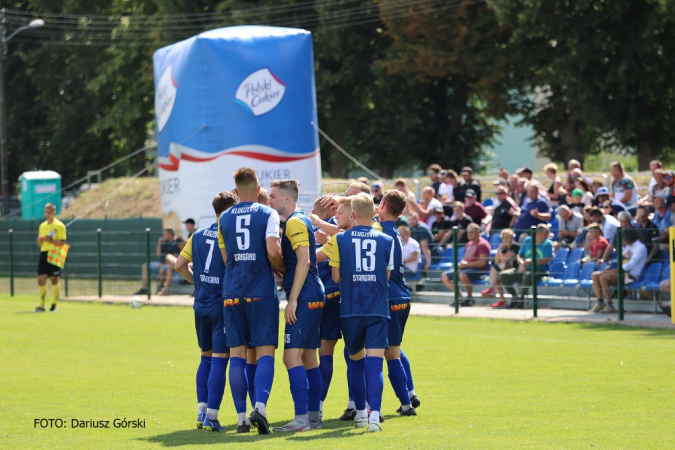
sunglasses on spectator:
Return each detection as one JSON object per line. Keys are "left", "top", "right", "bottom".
{"left": 603, "top": 204, "right": 612, "bottom": 209}
{"left": 434, "top": 211, "right": 444, "bottom": 215}
{"left": 371, "top": 188, "right": 380, "bottom": 192}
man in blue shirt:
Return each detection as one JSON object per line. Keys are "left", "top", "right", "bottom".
{"left": 175, "top": 191, "right": 239, "bottom": 432}
{"left": 513, "top": 184, "right": 551, "bottom": 242}
{"left": 499, "top": 224, "right": 553, "bottom": 309}
{"left": 218, "top": 168, "right": 285, "bottom": 435}
{"left": 323, "top": 193, "right": 394, "bottom": 433}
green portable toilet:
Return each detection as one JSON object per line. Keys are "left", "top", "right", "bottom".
{"left": 19, "top": 171, "right": 62, "bottom": 219}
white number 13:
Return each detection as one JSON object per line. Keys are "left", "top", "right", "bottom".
{"left": 352, "top": 238, "right": 377, "bottom": 271}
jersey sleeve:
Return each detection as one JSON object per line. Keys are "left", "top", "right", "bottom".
{"left": 387, "top": 239, "right": 395, "bottom": 271}
{"left": 180, "top": 234, "right": 194, "bottom": 262}
{"left": 372, "top": 221, "right": 383, "bottom": 232}
{"left": 285, "top": 217, "right": 310, "bottom": 250}
{"left": 324, "top": 234, "right": 340, "bottom": 268}
{"left": 266, "top": 210, "right": 281, "bottom": 239}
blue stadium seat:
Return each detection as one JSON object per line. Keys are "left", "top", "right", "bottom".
{"left": 628, "top": 263, "right": 662, "bottom": 290}
{"left": 545, "top": 261, "right": 567, "bottom": 286}
{"left": 406, "top": 270, "right": 422, "bottom": 282}
{"left": 483, "top": 197, "right": 494, "bottom": 208}
{"left": 431, "top": 246, "right": 466, "bottom": 270}
{"left": 489, "top": 233, "right": 502, "bottom": 257}
{"left": 552, "top": 247, "right": 569, "bottom": 264}
{"left": 568, "top": 247, "right": 585, "bottom": 263}
{"left": 552, "top": 260, "right": 582, "bottom": 287}
{"left": 565, "top": 261, "right": 596, "bottom": 287}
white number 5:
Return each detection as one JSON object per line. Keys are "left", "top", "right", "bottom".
{"left": 236, "top": 215, "right": 251, "bottom": 250}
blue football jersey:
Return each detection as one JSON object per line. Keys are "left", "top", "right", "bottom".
{"left": 219, "top": 201, "right": 280, "bottom": 299}
{"left": 315, "top": 217, "right": 339, "bottom": 293}
{"left": 331, "top": 225, "right": 394, "bottom": 319}
{"left": 280, "top": 210, "right": 325, "bottom": 301}
{"left": 380, "top": 220, "right": 411, "bottom": 304}
{"left": 190, "top": 223, "right": 226, "bottom": 305}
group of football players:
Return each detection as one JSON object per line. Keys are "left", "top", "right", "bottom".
{"left": 174, "top": 168, "right": 419, "bottom": 435}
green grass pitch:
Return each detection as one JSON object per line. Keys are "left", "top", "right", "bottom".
{"left": 1, "top": 294, "right": 673, "bottom": 449}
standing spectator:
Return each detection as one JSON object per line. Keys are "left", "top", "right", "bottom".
{"left": 513, "top": 184, "right": 552, "bottom": 242}
{"left": 371, "top": 181, "right": 384, "bottom": 206}
{"left": 395, "top": 178, "right": 416, "bottom": 203}
{"left": 463, "top": 189, "right": 489, "bottom": 227}
{"left": 408, "top": 212, "right": 434, "bottom": 271}
{"left": 440, "top": 224, "right": 491, "bottom": 303}
{"left": 610, "top": 161, "right": 638, "bottom": 209}
{"left": 407, "top": 186, "right": 443, "bottom": 226}
{"left": 456, "top": 167, "right": 482, "bottom": 202}
{"left": 184, "top": 218, "right": 196, "bottom": 239}
{"left": 584, "top": 224, "right": 609, "bottom": 265}
{"left": 427, "top": 164, "right": 443, "bottom": 195}
{"left": 544, "top": 163, "right": 567, "bottom": 206}
{"left": 556, "top": 205, "right": 583, "bottom": 248}
{"left": 484, "top": 228, "right": 520, "bottom": 306}
{"left": 498, "top": 168, "right": 509, "bottom": 181}
{"left": 431, "top": 207, "right": 454, "bottom": 245}
{"left": 448, "top": 202, "right": 474, "bottom": 245}
{"left": 489, "top": 186, "right": 520, "bottom": 234}
{"left": 35, "top": 203, "right": 67, "bottom": 313}
{"left": 590, "top": 228, "right": 647, "bottom": 313}
{"left": 439, "top": 170, "right": 458, "bottom": 204}
{"left": 499, "top": 224, "right": 553, "bottom": 309}
{"left": 399, "top": 225, "right": 421, "bottom": 278}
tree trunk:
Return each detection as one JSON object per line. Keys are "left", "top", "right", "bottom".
{"left": 636, "top": 134, "right": 656, "bottom": 171}
{"left": 559, "top": 116, "right": 586, "bottom": 167}
{"left": 327, "top": 145, "right": 344, "bottom": 178}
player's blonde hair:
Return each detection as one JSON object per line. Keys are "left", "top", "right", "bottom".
{"left": 351, "top": 193, "right": 375, "bottom": 220}
{"left": 336, "top": 196, "right": 354, "bottom": 207}
{"left": 270, "top": 179, "right": 300, "bottom": 202}
{"left": 45, "top": 203, "right": 56, "bottom": 211}
{"left": 348, "top": 182, "right": 371, "bottom": 195}
{"left": 233, "top": 167, "right": 259, "bottom": 194}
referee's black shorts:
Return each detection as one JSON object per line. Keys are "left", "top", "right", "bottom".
{"left": 38, "top": 251, "right": 61, "bottom": 277}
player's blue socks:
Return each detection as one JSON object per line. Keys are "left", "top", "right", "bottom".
{"left": 254, "top": 355, "right": 274, "bottom": 413}
{"left": 387, "top": 359, "right": 411, "bottom": 406}
{"left": 245, "top": 363, "right": 257, "bottom": 407}
{"left": 350, "top": 358, "right": 367, "bottom": 411}
{"left": 288, "top": 365, "right": 309, "bottom": 416}
{"left": 306, "top": 367, "right": 322, "bottom": 412}
{"left": 400, "top": 350, "right": 415, "bottom": 392}
{"left": 196, "top": 356, "right": 211, "bottom": 406}
{"left": 344, "top": 348, "right": 355, "bottom": 405}
{"left": 207, "top": 357, "right": 228, "bottom": 417}
{"left": 366, "top": 356, "right": 384, "bottom": 414}
{"left": 229, "top": 357, "right": 248, "bottom": 414}
{"left": 319, "top": 355, "right": 333, "bottom": 401}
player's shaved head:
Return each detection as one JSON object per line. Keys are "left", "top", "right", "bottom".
{"left": 270, "top": 179, "right": 300, "bottom": 202}
{"left": 212, "top": 191, "right": 238, "bottom": 216}
{"left": 346, "top": 182, "right": 371, "bottom": 196}
{"left": 233, "top": 167, "right": 259, "bottom": 194}
{"left": 381, "top": 189, "right": 407, "bottom": 218}
{"left": 351, "top": 193, "right": 375, "bottom": 220}
{"left": 257, "top": 187, "right": 269, "bottom": 205}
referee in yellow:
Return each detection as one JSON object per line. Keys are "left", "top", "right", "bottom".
{"left": 35, "top": 203, "right": 67, "bottom": 312}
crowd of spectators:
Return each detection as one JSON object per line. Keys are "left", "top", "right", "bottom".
{"left": 385, "top": 160, "right": 673, "bottom": 313}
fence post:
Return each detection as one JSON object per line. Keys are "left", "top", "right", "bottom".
{"left": 97, "top": 228, "right": 102, "bottom": 298}
{"left": 617, "top": 227, "right": 624, "bottom": 321}
{"left": 64, "top": 265, "right": 69, "bottom": 297}
{"left": 452, "top": 226, "right": 459, "bottom": 313}
{"left": 145, "top": 228, "right": 151, "bottom": 300}
{"left": 8, "top": 229, "right": 14, "bottom": 296}
{"left": 530, "top": 226, "right": 538, "bottom": 318}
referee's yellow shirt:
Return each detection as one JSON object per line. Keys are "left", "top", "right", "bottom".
{"left": 38, "top": 218, "right": 67, "bottom": 252}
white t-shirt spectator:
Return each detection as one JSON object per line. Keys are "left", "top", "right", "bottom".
{"left": 402, "top": 237, "right": 421, "bottom": 273}
{"left": 438, "top": 183, "right": 454, "bottom": 202}
{"left": 622, "top": 240, "right": 647, "bottom": 280}
{"left": 425, "top": 198, "right": 444, "bottom": 226}
{"left": 602, "top": 214, "right": 621, "bottom": 244}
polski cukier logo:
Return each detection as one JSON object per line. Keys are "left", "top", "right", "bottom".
{"left": 156, "top": 66, "right": 178, "bottom": 133}
{"left": 235, "top": 68, "right": 287, "bottom": 117}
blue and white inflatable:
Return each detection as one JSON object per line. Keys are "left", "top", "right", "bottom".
{"left": 153, "top": 26, "right": 321, "bottom": 232}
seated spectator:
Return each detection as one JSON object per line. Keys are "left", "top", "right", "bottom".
{"left": 616, "top": 211, "right": 636, "bottom": 229}
{"left": 588, "top": 206, "right": 620, "bottom": 246}
{"left": 482, "top": 228, "right": 520, "bottom": 307}
{"left": 408, "top": 212, "right": 435, "bottom": 271}
{"left": 448, "top": 202, "right": 474, "bottom": 245}
{"left": 513, "top": 183, "right": 552, "bottom": 242}
{"left": 488, "top": 186, "right": 519, "bottom": 235}
{"left": 610, "top": 161, "right": 638, "bottom": 209}
{"left": 652, "top": 195, "right": 671, "bottom": 232}
{"left": 158, "top": 237, "right": 186, "bottom": 295}
{"left": 135, "top": 228, "right": 180, "bottom": 296}
{"left": 356, "top": 176, "right": 370, "bottom": 186}
{"left": 573, "top": 179, "right": 594, "bottom": 206}
{"left": 431, "top": 207, "right": 453, "bottom": 245}
{"left": 566, "top": 189, "right": 584, "bottom": 213}
{"left": 439, "top": 170, "right": 458, "bottom": 204}
{"left": 583, "top": 224, "right": 610, "bottom": 265}
{"left": 371, "top": 181, "right": 384, "bottom": 206}
{"left": 556, "top": 205, "right": 583, "bottom": 248}
{"left": 564, "top": 159, "right": 587, "bottom": 193}
{"left": 395, "top": 178, "right": 417, "bottom": 215}
{"left": 499, "top": 223, "right": 553, "bottom": 308}
{"left": 639, "top": 168, "right": 667, "bottom": 207}
{"left": 664, "top": 170, "right": 675, "bottom": 196}
{"left": 440, "top": 223, "right": 491, "bottom": 303}
{"left": 634, "top": 205, "right": 660, "bottom": 257}
{"left": 657, "top": 278, "right": 671, "bottom": 317}
{"left": 508, "top": 174, "right": 520, "bottom": 202}
{"left": 456, "top": 166, "right": 482, "bottom": 202}
{"left": 594, "top": 186, "right": 628, "bottom": 215}
{"left": 407, "top": 186, "right": 443, "bottom": 226}
{"left": 399, "top": 225, "right": 421, "bottom": 278}
{"left": 544, "top": 163, "right": 567, "bottom": 206}
{"left": 463, "top": 189, "right": 489, "bottom": 227}
{"left": 498, "top": 167, "right": 509, "bottom": 180}
{"left": 590, "top": 228, "right": 647, "bottom": 313}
